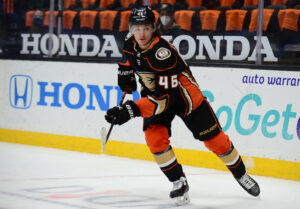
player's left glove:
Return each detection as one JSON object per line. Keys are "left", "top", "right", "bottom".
{"left": 118, "top": 65, "right": 137, "bottom": 94}
{"left": 105, "top": 101, "right": 141, "bottom": 125}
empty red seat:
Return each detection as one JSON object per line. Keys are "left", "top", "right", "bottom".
{"left": 63, "top": 10, "right": 78, "bottom": 30}
{"left": 186, "top": 0, "right": 202, "bottom": 8}
{"left": 248, "top": 9, "right": 276, "bottom": 32}
{"left": 120, "top": 0, "right": 136, "bottom": 8}
{"left": 174, "top": 10, "right": 195, "bottom": 31}
{"left": 219, "top": 0, "right": 236, "bottom": 7}
{"left": 25, "top": 10, "right": 35, "bottom": 27}
{"left": 199, "top": 10, "right": 221, "bottom": 31}
{"left": 98, "top": 10, "right": 118, "bottom": 31}
{"left": 64, "top": 0, "right": 77, "bottom": 9}
{"left": 271, "top": 0, "right": 288, "bottom": 5}
{"left": 278, "top": 9, "right": 300, "bottom": 31}
{"left": 79, "top": 10, "right": 98, "bottom": 29}
{"left": 244, "top": 0, "right": 258, "bottom": 6}
{"left": 99, "top": 0, "right": 115, "bottom": 9}
{"left": 119, "top": 10, "right": 132, "bottom": 32}
{"left": 225, "top": 9, "right": 248, "bottom": 31}
{"left": 44, "top": 10, "right": 58, "bottom": 27}
{"left": 81, "top": 0, "right": 96, "bottom": 9}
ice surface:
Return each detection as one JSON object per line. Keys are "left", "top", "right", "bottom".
{"left": 0, "top": 142, "right": 300, "bottom": 209}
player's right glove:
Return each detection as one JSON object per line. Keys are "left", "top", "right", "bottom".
{"left": 118, "top": 65, "right": 137, "bottom": 94}
{"left": 105, "top": 100, "right": 141, "bottom": 125}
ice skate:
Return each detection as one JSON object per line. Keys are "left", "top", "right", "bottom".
{"left": 170, "top": 176, "right": 190, "bottom": 206}
{"left": 236, "top": 173, "right": 260, "bottom": 197}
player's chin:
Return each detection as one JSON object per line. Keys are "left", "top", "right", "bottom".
{"left": 138, "top": 39, "right": 146, "bottom": 44}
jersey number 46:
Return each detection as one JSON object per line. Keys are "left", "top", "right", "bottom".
{"left": 158, "top": 75, "right": 178, "bottom": 89}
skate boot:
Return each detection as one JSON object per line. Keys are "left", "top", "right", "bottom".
{"left": 236, "top": 173, "right": 260, "bottom": 197}
{"left": 170, "top": 176, "right": 190, "bottom": 206}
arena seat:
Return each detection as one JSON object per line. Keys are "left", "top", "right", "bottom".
{"left": 98, "top": 10, "right": 118, "bottom": 31}
{"left": 25, "top": 10, "right": 35, "bottom": 27}
{"left": 248, "top": 8, "right": 279, "bottom": 32}
{"left": 186, "top": 0, "right": 202, "bottom": 9}
{"left": 64, "top": 0, "right": 77, "bottom": 9}
{"left": 43, "top": 10, "right": 58, "bottom": 27}
{"left": 219, "top": 0, "right": 236, "bottom": 7}
{"left": 63, "top": 10, "right": 78, "bottom": 30}
{"left": 79, "top": 10, "right": 98, "bottom": 29}
{"left": 199, "top": 10, "right": 222, "bottom": 31}
{"left": 244, "top": 0, "right": 258, "bottom": 6}
{"left": 119, "top": 10, "right": 132, "bottom": 32}
{"left": 278, "top": 9, "right": 300, "bottom": 32}
{"left": 99, "top": 0, "right": 116, "bottom": 9}
{"left": 81, "top": 0, "right": 97, "bottom": 9}
{"left": 174, "top": 10, "right": 195, "bottom": 31}
{"left": 271, "top": 0, "right": 288, "bottom": 5}
{"left": 120, "top": 0, "right": 136, "bottom": 9}
{"left": 225, "top": 9, "right": 248, "bottom": 31}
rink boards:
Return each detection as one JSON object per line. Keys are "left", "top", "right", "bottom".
{"left": 0, "top": 60, "right": 299, "bottom": 180}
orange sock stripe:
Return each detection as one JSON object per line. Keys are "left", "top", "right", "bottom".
{"left": 227, "top": 157, "right": 242, "bottom": 169}
{"left": 161, "top": 161, "right": 178, "bottom": 172}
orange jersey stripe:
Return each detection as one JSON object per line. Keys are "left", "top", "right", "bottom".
{"left": 123, "top": 50, "right": 135, "bottom": 56}
{"left": 118, "top": 60, "right": 131, "bottom": 66}
{"left": 135, "top": 98, "right": 156, "bottom": 118}
{"left": 144, "top": 56, "right": 178, "bottom": 72}
{"left": 178, "top": 71, "right": 204, "bottom": 112}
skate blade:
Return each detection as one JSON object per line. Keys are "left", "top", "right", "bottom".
{"left": 175, "top": 192, "right": 190, "bottom": 206}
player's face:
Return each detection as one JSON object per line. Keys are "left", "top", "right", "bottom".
{"left": 131, "top": 24, "right": 154, "bottom": 49}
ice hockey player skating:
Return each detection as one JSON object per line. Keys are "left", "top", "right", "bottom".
{"left": 105, "top": 6, "right": 260, "bottom": 205}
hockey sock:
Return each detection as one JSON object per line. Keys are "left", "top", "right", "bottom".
{"left": 204, "top": 132, "right": 246, "bottom": 179}
{"left": 218, "top": 144, "right": 246, "bottom": 179}
{"left": 153, "top": 146, "right": 185, "bottom": 182}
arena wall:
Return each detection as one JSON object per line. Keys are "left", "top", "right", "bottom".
{"left": 1, "top": 59, "right": 299, "bottom": 180}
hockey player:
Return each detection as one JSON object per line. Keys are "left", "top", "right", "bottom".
{"left": 105, "top": 6, "right": 260, "bottom": 205}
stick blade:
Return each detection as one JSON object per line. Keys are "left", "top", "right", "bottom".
{"left": 100, "top": 127, "right": 108, "bottom": 152}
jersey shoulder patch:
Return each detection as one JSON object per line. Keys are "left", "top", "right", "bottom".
{"left": 144, "top": 38, "right": 177, "bottom": 72}
{"left": 155, "top": 47, "right": 171, "bottom": 60}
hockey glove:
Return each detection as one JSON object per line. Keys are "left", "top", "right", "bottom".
{"left": 105, "top": 101, "right": 141, "bottom": 125}
{"left": 118, "top": 65, "right": 137, "bottom": 94}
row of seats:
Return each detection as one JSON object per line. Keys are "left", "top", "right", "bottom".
{"left": 175, "top": 8, "right": 300, "bottom": 32}
{"left": 64, "top": 0, "right": 137, "bottom": 9}
{"left": 25, "top": 8, "right": 300, "bottom": 33}
{"left": 25, "top": 9, "right": 159, "bottom": 32}
{"left": 63, "top": 0, "right": 293, "bottom": 10}
{"left": 1, "top": 0, "right": 296, "bottom": 16}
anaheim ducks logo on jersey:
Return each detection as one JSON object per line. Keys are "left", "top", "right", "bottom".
{"left": 137, "top": 72, "right": 156, "bottom": 91}
{"left": 148, "top": 95, "right": 169, "bottom": 115}
{"left": 155, "top": 47, "right": 171, "bottom": 60}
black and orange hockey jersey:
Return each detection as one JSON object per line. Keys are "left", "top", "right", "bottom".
{"left": 119, "top": 34, "right": 204, "bottom": 119}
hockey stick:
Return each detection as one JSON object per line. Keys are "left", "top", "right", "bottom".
{"left": 101, "top": 89, "right": 127, "bottom": 152}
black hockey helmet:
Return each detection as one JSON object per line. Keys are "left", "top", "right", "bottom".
{"left": 129, "top": 6, "right": 155, "bottom": 25}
